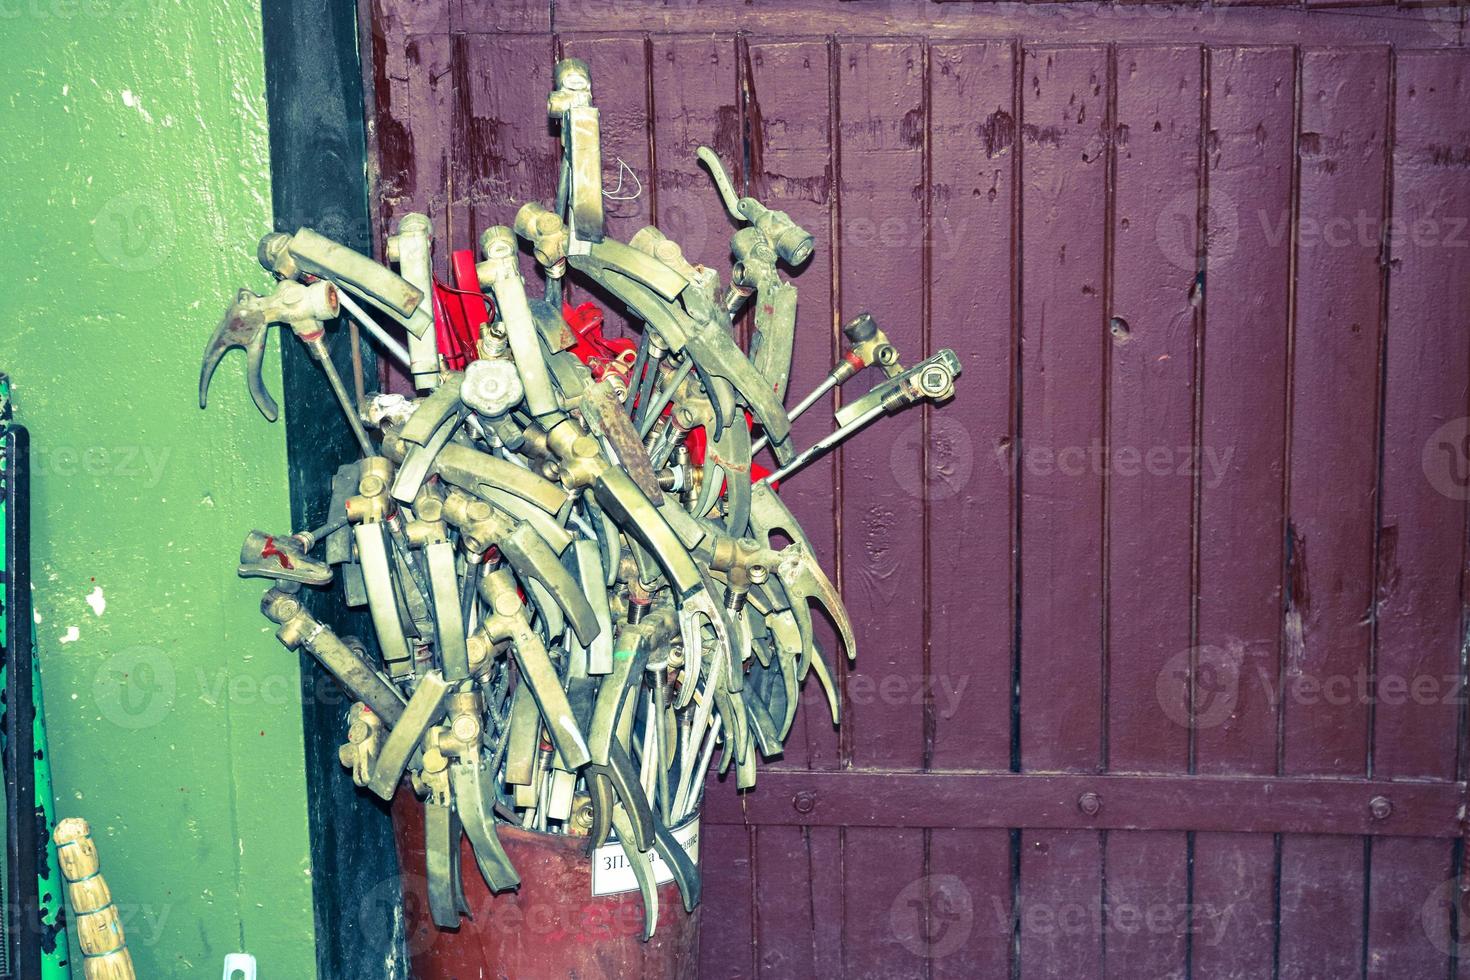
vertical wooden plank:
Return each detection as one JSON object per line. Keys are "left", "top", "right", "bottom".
{"left": 926, "top": 39, "right": 1016, "bottom": 774}
{"left": 1282, "top": 45, "right": 1389, "bottom": 777}
{"left": 1191, "top": 46, "right": 1296, "bottom": 979}
{"left": 455, "top": 33, "right": 558, "bottom": 283}
{"left": 1278, "top": 45, "right": 1390, "bottom": 980}
{"left": 1103, "top": 832, "right": 1189, "bottom": 979}
{"left": 739, "top": 41, "right": 847, "bottom": 973}
{"left": 840, "top": 827, "right": 928, "bottom": 980}
{"left": 1194, "top": 45, "right": 1295, "bottom": 777}
{"left": 1364, "top": 50, "right": 1470, "bottom": 980}
{"left": 1106, "top": 45, "right": 1198, "bottom": 775}
{"left": 649, "top": 35, "right": 741, "bottom": 279}
{"left": 745, "top": 37, "right": 841, "bottom": 773}
{"left": 929, "top": 830, "right": 1014, "bottom": 980}
{"left": 647, "top": 34, "right": 761, "bottom": 974}
{"left": 364, "top": 2, "right": 446, "bottom": 250}
{"left": 1279, "top": 835, "right": 1366, "bottom": 980}
{"left": 1017, "top": 42, "right": 1109, "bottom": 980}
{"left": 1018, "top": 830, "right": 1104, "bottom": 980}
{"left": 1017, "top": 44, "right": 1108, "bottom": 773}
{"left": 753, "top": 827, "right": 817, "bottom": 979}
{"left": 1366, "top": 838, "right": 1454, "bottom": 978}
{"left": 1192, "top": 832, "right": 1277, "bottom": 979}
{"left": 405, "top": 34, "right": 455, "bottom": 270}
{"left": 925, "top": 43, "right": 1019, "bottom": 978}
{"left": 1373, "top": 50, "right": 1470, "bottom": 781}
{"left": 1100, "top": 46, "right": 1200, "bottom": 979}
{"left": 699, "top": 826, "right": 757, "bottom": 980}
{"left": 835, "top": 39, "right": 930, "bottom": 980}
{"left": 1105, "top": 45, "right": 1199, "bottom": 775}
{"left": 836, "top": 38, "right": 926, "bottom": 771}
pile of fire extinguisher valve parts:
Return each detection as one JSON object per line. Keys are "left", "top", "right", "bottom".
{"left": 199, "top": 57, "right": 960, "bottom": 939}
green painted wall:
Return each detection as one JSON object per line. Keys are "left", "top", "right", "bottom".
{"left": 0, "top": 2, "right": 318, "bottom": 977}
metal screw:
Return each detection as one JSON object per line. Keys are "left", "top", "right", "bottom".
{"left": 793, "top": 791, "right": 817, "bottom": 815}
{"left": 1369, "top": 795, "right": 1393, "bottom": 821}
{"left": 1078, "top": 792, "right": 1102, "bottom": 817}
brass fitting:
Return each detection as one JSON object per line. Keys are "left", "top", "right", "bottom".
{"left": 338, "top": 702, "right": 386, "bottom": 787}
{"left": 547, "top": 57, "right": 593, "bottom": 114}
{"left": 543, "top": 416, "right": 605, "bottom": 489}
{"left": 515, "top": 202, "right": 568, "bottom": 276}
{"left": 476, "top": 226, "right": 519, "bottom": 286}
{"left": 403, "top": 518, "right": 448, "bottom": 547}
{"left": 837, "top": 313, "right": 901, "bottom": 382}
{"left": 345, "top": 455, "right": 396, "bottom": 523}
{"left": 729, "top": 226, "right": 776, "bottom": 294}
{"left": 630, "top": 226, "right": 701, "bottom": 284}
{"left": 426, "top": 690, "right": 484, "bottom": 760}
{"left": 411, "top": 484, "right": 444, "bottom": 523}
{"left": 440, "top": 487, "right": 514, "bottom": 555}
{"left": 257, "top": 231, "right": 298, "bottom": 279}
{"left": 707, "top": 536, "right": 773, "bottom": 603}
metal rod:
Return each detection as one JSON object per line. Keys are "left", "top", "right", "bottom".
{"left": 338, "top": 291, "right": 412, "bottom": 369}
{"left": 638, "top": 358, "right": 694, "bottom": 439}
{"left": 751, "top": 372, "right": 839, "bottom": 454}
{"left": 758, "top": 400, "right": 887, "bottom": 486}
{"left": 306, "top": 336, "right": 377, "bottom": 458}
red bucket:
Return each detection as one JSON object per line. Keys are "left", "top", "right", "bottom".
{"left": 390, "top": 790, "right": 701, "bottom": 979}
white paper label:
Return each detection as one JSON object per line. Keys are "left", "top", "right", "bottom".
{"left": 590, "top": 818, "right": 700, "bottom": 897}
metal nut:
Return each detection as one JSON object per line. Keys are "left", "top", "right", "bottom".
{"left": 792, "top": 790, "right": 817, "bottom": 815}
{"left": 1078, "top": 792, "right": 1102, "bottom": 817}
{"left": 1369, "top": 795, "right": 1393, "bottom": 821}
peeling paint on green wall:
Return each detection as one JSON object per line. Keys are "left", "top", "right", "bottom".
{"left": 0, "top": 2, "right": 318, "bottom": 977}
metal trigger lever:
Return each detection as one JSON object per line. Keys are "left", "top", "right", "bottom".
{"left": 199, "top": 277, "right": 376, "bottom": 457}
{"left": 200, "top": 279, "right": 337, "bottom": 422}
{"left": 697, "top": 146, "right": 814, "bottom": 267}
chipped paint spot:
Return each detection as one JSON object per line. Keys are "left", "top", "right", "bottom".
{"left": 85, "top": 586, "right": 106, "bottom": 617}
{"left": 59, "top": 626, "right": 80, "bottom": 644}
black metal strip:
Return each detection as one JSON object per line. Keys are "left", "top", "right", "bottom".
{"left": 257, "top": 2, "right": 402, "bottom": 977}
{"left": 2, "top": 422, "right": 39, "bottom": 980}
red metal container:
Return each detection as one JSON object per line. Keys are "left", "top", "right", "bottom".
{"left": 390, "top": 791, "right": 700, "bottom": 980}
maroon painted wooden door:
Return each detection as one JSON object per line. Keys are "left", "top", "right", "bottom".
{"left": 360, "top": 1, "right": 1470, "bottom": 975}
